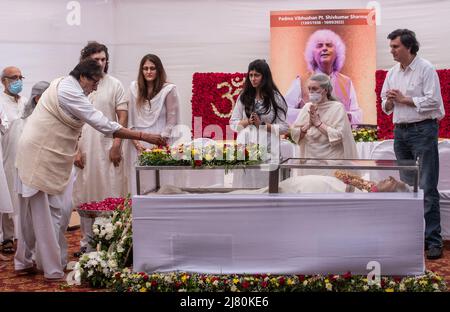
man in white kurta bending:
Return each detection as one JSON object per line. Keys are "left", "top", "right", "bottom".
{"left": 72, "top": 42, "right": 128, "bottom": 257}
{"left": 0, "top": 66, "right": 27, "bottom": 255}
{"left": 14, "top": 59, "right": 165, "bottom": 281}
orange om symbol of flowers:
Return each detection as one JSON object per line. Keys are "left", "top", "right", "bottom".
{"left": 211, "top": 76, "right": 245, "bottom": 118}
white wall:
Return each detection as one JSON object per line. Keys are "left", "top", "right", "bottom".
{"left": 1, "top": 0, "right": 449, "bottom": 127}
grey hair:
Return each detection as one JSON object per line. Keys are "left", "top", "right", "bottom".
{"left": 308, "top": 73, "right": 338, "bottom": 101}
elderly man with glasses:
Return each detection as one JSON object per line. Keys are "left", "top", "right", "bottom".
{"left": 0, "top": 66, "right": 27, "bottom": 255}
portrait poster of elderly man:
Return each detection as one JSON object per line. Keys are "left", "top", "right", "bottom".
{"left": 270, "top": 9, "right": 377, "bottom": 126}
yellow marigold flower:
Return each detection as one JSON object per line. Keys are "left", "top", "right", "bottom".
{"left": 385, "top": 288, "right": 394, "bottom": 292}
{"left": 206, "top": 278, "right": 210, "bottom": 283}
{"left": 419, "top": 280, "right": 428, "bottom": 286}
{"left": 139, "top": 287, "right": 147, "bottom": 292}
{"left": 181, "top": 274, "right": 188, "bottom": 283}
{"left": 205, "top": 154, "right": 213, "bottom": 161}
{"left": 233, "top": 278, "right": 239, "bottom": 285}
{"left": 287, "top": 278, "right": 294, "bottom": 285}
{"left": 325, "top": 279, "right": 329, "bottom": 283}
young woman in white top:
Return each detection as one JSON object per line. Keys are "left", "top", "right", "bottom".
{"left": 126, "top": 54, "right": 180, "bottom": 194}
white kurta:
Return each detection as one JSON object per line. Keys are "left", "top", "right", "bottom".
{"left": 0, "top": 92, "right": 27, "bottom": 214}
{"left": 73, "top": 74, "right": 128, "bottom": 208}
{"left": 0, "top": 104, "right": 13, "bottom": 214}
{"left": 125, "top": 81, "right": 180, "bottom": 194}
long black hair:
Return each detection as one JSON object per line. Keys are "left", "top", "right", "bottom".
{"left": 240, "top": 59, "right": 286, "bottom": 123}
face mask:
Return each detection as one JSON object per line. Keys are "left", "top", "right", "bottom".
{"left": 309, "top": 92, "right": 323, "bottom": 104}
{"left": 8, "top": 80, "right": 23, "bottom": 95}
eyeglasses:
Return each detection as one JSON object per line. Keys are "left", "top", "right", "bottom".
{"left": 4, "top": 75, "right": 25, "bottom": 81}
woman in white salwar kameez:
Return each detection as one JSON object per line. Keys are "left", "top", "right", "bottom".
{"left": 290, "top": 73, "right": 358, "bottom": 176}
{"left": 229, "top": 59, "right": 289, "bottom": 188}
{"left": 125, "top": 54, "right": 179, "bottom": 195}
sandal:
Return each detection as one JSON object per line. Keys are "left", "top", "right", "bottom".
{"left": 1, "top": 239, "right": 15, "bottom": 254}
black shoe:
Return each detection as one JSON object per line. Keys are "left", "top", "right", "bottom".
{"left": 426, "top": 246, "right": 443, "bottom": 260}
{"left": 0, "top": 239, "right": 15, "bottom": 254}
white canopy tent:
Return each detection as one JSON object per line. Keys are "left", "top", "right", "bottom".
{"left": 0, "top": 0, "right": 449, "bottom": 127}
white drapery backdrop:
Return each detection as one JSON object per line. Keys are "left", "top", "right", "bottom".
{"left": 0, "top": 0, "right": 449, "bottom": 128}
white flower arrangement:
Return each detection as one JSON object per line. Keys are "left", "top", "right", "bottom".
{"left": 67, "top": 196, "right": 133, "bottom": 288}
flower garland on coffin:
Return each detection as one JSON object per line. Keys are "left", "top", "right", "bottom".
{"left": 334, "top": 170, "right": 379, "bottom": 192}
{"left": 138, "top": 142, "right": 266, "bottom": 169}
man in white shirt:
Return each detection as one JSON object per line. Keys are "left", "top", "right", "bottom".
{"left": 381, "top": 29, "right": 445, "bottom": 260}
{"left": 13, "top": 59, "right": 165, "bottom": 281}
{"left": 0, "top": 66, "right": 27, "bottom": 255}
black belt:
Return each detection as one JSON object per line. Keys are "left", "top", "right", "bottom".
{"left": 395, "top": 119, "right": 436, "bottom": 129}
